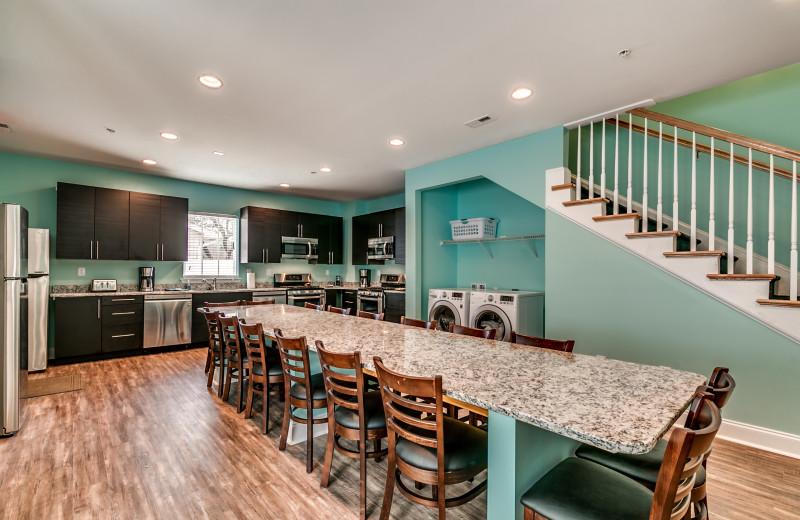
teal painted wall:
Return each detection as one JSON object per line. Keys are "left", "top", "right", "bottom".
{"left": 0, "top": 151, "right": 404, "bottom": 285}
{"left": 544, "top": 210, "right": 800, "bottom": 435}
{"left": 566, "top": 62, "right": 800, "bottom": 268}
{"left": 405, "top": 126, "right": 567, "bottom": 317}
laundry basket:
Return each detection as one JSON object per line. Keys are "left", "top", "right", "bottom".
{"left": 449, "top": 218, "right": 498, "bottom": 241}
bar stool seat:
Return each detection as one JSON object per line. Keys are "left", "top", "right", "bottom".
{"left": 520, "top": 457, "right": 653, "bottom": 520}
{"left": 395, "top": 416, "right": 488, "bottom": 473}
{"left": 333, "top": 390, "right": 387, "bottom": 430}
{"left": 251, "top": 359, "right": 282, "bottom": 377}
{"left": 289, "top": 373, "right": 326, "bottom": 400}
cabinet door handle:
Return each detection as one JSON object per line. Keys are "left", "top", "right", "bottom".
{"left": 97, "top": 300, "right": 101, "bottom": 319}
{"left": 265, "top": 248, "right": 269, "bottom": 263}
{"left": 161, "top": 243, "right": 165, "bottom": 261}
{"left": 112, "top": 311, "right": 136, "bottom": 315}
{"left": 90, "top": 241, "right": 93, "bottom": 259}
{"left": 112, "top": 298, "right": 136, "bottom": 302}
{"left": 111, "top": 333, "right": 135, "bottom": 338}
{"left": 96, "top": 241, "right": 100, "bottom": 259}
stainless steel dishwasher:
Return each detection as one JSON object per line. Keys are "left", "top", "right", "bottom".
{"left": 143, "top": 293, "right": 192, "bottom": 348}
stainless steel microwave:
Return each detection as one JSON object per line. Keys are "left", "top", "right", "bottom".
{"left": 367, "top": 236, "right": 394, "bottom": 261}
{"left": 281, "top": 236, "right": 318, "bottom": 260}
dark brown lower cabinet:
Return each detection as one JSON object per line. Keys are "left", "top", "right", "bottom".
{"left": 54, "top": 297, "right": 102, "bottom": 358}
{"left": 190, "top": 292, "right": 252, "bottom": 343}
{"left": 385, "top": 292, "right": 405, "bottom": 324}
{"left": 342, "top": 290, "right": 357, "bottom": 316}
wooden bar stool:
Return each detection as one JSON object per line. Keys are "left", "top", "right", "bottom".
{"left": 521, "top": 389, "right": 722, "bottom": 520}
{"left": 204, "top": 301, "right": 242, "bottom": 308}
{"left": 304, "top": 302, "right": 324, "bottom": 310}
{"left": 200, "top": 309, "right": 224, "bottom": 396}
{"left": 575, "top": 367, "right": 735, "bottom": 519}
{"left": 448, "top": 322, "right": 496, "bottom": 340}
{"left": 357, "top": 310, "right": 384, "bottom": 320}
{"left": 401, "top": 316, "right": 435, "bottom": 329}
{"left": 218, "top": 315, "right": 249, "bottom": 413}
{"left": 373, "top": 356, "right": 488, "bottom": 519}
{"left": 327, "top": 305, "right": 351, "bottom": 315}
{"left": 239, "top": 320, "right": 284, "bottom": 434}
{"left": 317, "top": 342, "right": 388, "bottom": 520}
{"left": 510, "top": 332, "right": 574, "bottom": 352}
{"left": 274, "top": 328, "right": 328, "bottom": 473}
{"left": 242, "top": 299, "right": 275, "bottom": 306}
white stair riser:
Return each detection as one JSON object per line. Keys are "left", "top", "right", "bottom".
{"left": 592, "top": 218, "right": 640, "bottom": 238}
{"left": 624, "top": 237, "right": 677, "bottom": 258}
{"left": 550, "top": 188, "right": 574, "bottom": 205}
{"left": 562, "top": 203, "right": 606, "bottom": 224}
{"left": 662, "top": 257, "right": 721, "bottom": 279}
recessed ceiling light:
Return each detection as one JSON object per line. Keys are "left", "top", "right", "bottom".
{"left": 142, "top": 159, "right": 157, "bottom": 165}
{"left": 212, "top": 151, "right": 225, "bottom": 156}
{"left": 198, "top": 74, "right": 223, "bottom": 89}
{"left": 319, "top": 167, "right": 332, "bottom": 173}
{"left": 389, "top": 138, "right": 405, "bottom": 147}
{"left": 511, "top": 87, "right": 533, "bottom": 100}
{"left": 618, "top": 49, "right": 631, "bottom": 58}
{"left": 279, "top": 183, "right": 290, "bottom": 188}
{"left": 160, "top": 131, "right": 178, "bottom": 140}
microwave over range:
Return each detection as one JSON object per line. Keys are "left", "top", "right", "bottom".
{"left": 281, "top": 236, "right": 318, "bottom": 261}
{"left": 367, "top": 236, "right": 394, "bottom": 261}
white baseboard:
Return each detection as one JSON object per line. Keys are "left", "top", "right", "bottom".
{"left": 677, "top": 412, "right": 800, "bottom": 460}
{"left": 286, "top": 417, "right": 328, "bottom": 446}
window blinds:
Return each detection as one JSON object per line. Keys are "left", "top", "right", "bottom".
{"left": 183, "top": 212, "right": 238, "bottom": 277}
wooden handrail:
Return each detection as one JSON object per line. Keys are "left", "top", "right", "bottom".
{"left": 607, "top": 117, "right": 795, "bottom": 181}
{"left": 629, "top": 108, "right": 800, "bottom": 163}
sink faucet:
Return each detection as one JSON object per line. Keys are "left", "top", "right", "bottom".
{"left": 201, "top": 278, "right": 217, "bottom": 291}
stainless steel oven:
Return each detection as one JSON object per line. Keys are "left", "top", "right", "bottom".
{"left": 252, "top": 289, "right": 286, "bottom": 305}
{"left": 357, "top": 289, "right": 384, "bottom": 314}
{"left": 287, "top": 288, "right": 325, "bottom": 308}
{"left": 281, "top": 236, "right": 318, "bottom": 261}
{"left": 367, "top": 236, "right": 394, "bottom": 261}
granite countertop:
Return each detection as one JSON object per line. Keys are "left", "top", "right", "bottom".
{"left": 50, "top": 287, "right": 264, "bottom": 298}
{"left": 217, "top": 304, "right": 705, "bottom": 454}
{"left": 50, "top": 281, "right": 364, "bottom": 298}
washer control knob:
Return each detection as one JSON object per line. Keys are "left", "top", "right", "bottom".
{"left": 487, "top": 295, "right": 494, "bottom": 302}
{"left": 441, "top": 292, "right": 447, "bottom": 298}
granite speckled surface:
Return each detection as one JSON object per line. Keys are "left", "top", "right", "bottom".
{"left": 216, "top": 304, "right": 706, "bottom": 454}
{"left": 50, "top": 281, "right": 363, "bottom": 298}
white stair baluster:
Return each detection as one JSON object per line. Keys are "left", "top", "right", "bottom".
{"left": 709, "top": 137, "right": 716, "bottom": 251}
{"left": 627, "top": 114, "right": 633, "bottom": 211}
{"left": 673, "top": 125, "right": 679, "bottom": 231}
{"left": 727, "top": 142, "right": 735, "bottom": 274}
{"left": 642, "top": 118, "right": 648, "bottom": 224}
{"left": 614, "top": 115, "right": 619, "bottom": 215}
{"left": 768, "top": 154, "right": 775, "bottom": 274}
{"left": 747, "top": 148, "right": 754, "bottom": 273}
{"left": 657, "top": 122, "right": 663, "bottom": 230}
{"left": 589, "top": 123, "right": 595, "bottom": 199}
{"left": 601, "top": 118, "right": 607, "bottom": 202}
{"left": 691, "top": 131, "right": 697, "bottom": 252}
{"left": 791, "top": 160, "right": 798, "bottom": 300}
{"left": 576, "top": 125, "right": 582, "bottom": 201}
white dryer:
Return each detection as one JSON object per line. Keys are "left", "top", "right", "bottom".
{"left": 469, "top": 290, "right": 544, "bottom": 342}
{"left": 428, "top": 289, "right": 471, "bottom": 331}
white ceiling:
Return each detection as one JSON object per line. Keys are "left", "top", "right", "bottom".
{"left": 1, "top": 1, "right": 799, "bottom": 201}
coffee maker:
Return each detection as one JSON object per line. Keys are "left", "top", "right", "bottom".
{"left": 359, "top": 269, "right": 371, "bottom": 288}
{"left": 139, "top": 267, "right": 155, "bottom": 292}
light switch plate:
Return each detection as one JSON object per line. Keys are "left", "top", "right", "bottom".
{"left": 266, "top": 268, "right": 272, "bottom": 276}
{"left": 325, "top": 269, "right": 330, "bottom": 275}
{"left": 78, "top": 267, "right": 86, "bottom": 277}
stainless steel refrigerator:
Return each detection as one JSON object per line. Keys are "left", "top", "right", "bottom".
{"left": 28, "top": 228, "right": 49, "bottom": 372}
{"left": 1, "top": 203, "right": 28, "bottom": 436}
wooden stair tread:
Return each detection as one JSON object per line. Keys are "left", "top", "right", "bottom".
{"left": 563, "top": 197, "right": 610, "bottom": 207}
{"left": 551, "top": 183, "right": 575, "bottom": 191}
{"left": 593, "top": 213, "right": 641, "bottom": 222}
{"left": 626, "top": 231, "right": 682, "bottom": 239}
{"left": 756, "top": 299, "right": 800, "bottom": 308}
{"left": 707, "top": 274, "right": 777, "bottom": 281}
{"left": 664, "top": 251, "right": 726, "bottom": 258}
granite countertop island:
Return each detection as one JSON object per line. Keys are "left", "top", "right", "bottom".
{"left": 50, "top": 282, "right": 364, "bottom": 298}
{"left": 219, "top": 304, "right": 705, "bottom": 455}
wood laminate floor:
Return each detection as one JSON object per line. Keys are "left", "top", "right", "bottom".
{"left": 0, "top": 348, "right": 797, "bottom": 519}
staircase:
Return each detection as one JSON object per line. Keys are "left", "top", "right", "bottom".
{"left": 548, "top": 108, "right": 800, "bottom": 344}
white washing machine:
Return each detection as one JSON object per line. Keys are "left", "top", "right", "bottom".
{"left": 469, "top": 290, "right": 544, "bottom": 342}
{"left": 428, "top": 289, "right": 471, "bottom": 331}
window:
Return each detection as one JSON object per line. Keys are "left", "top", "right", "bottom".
{"left": 183, "top": 212, "right": 238, "bottom": 277}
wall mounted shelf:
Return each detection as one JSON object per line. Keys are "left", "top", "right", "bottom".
{"left": 439, "top": 234, "right": 545, "bottom": 261}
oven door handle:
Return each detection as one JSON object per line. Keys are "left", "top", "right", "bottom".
{"left": 288, "top": 295, "right": 323, "bottom": 301}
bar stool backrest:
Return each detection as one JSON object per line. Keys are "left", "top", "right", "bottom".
{"left": 218, "top": 315, "right": 243, "bottom": 360}
{"left": 239, "top": 320, "right": 267, "bottom": 370}
{"left": 449, "top": 322, "right": 496, "bottom": 340}
{"left": 509, "top": 331, "right": 574, "bottom": 352}
{"left": 274, "top": 328, "right": 314, "bottom": 395}
{"left": 327, "top": 305, "right": 351, "bottom": 315}
{"left": 401, "top": 316, "right": 435, "bottom": 329}
{"left": 316, "top": 342, "right": 364, "bottom": 417}
{"left": 204, "top": 301, "right": 241, "bottom": 308}
{"left": 243, "top": 299, "right": 275, "bottom": 306}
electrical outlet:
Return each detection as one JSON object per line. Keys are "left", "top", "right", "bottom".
{"left": 325, "top": 269, "right": 330, "bottom": 276}
{"left": 376, "top": 270, "right": 381, "bottom": 278}
{"left": 266, "top": 268, "right": 272, "bottom": 276}
{"left": 470, "top": 283, "right": 486, "bottom": 290}
{"left": 78, "top": 267, "right": 86, "bottom": 277}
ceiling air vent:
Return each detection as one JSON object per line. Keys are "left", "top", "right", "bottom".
{"left": 0, "top": 123, "right": 11, "bottom": 133}
{"left": 464, "top": 114, "right": 496, "bottom": 129}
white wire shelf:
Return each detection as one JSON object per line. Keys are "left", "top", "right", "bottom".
{"left": 439, "top": 234, "right": 545, "bottom": 261}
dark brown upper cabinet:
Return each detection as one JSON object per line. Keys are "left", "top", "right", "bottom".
{"left": 57, "top": 182, "right": 187, "bottom": 261}
{"left": 280, "top": 211, "right": 319, "bottom": 239}
{"left": 350, "top": 207, "right": 405, "bottom": 265}
{"left": 57, "top": 183, "right": 129, "bottom": 260}
{"left": 317, "top": 215, "right": 344, "bottom": 265}
{"left": 240, "top": 206, "right": 282, "bottom": 263}
{"left": 129, "top": 192, "right": 188, "bottom": 261}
